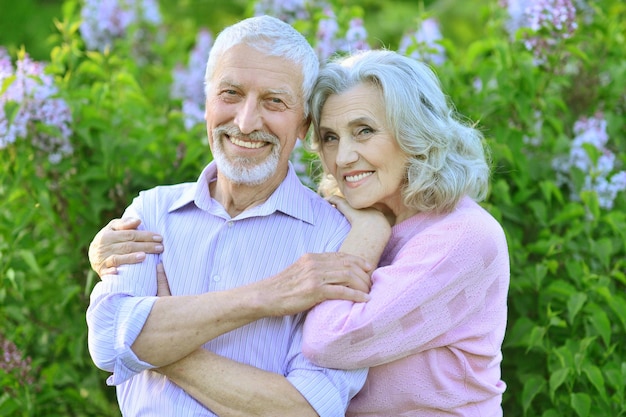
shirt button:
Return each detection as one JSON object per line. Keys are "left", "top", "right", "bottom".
{"left": 227, "top": 221, "right": 234, "bottom": 227}
{"left": 213, "top": 275, "right": 221, "bottom": 282}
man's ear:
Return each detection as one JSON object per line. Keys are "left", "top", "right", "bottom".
{"left": 297, "top": 115, "right": 312, "bottom": 142}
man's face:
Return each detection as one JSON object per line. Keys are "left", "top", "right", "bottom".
{"left": 205, "top": 44, "right": 309, "bottom": 186}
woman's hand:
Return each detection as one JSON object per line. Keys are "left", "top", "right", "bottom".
{"left": 328, "top": 195, "right": 391, "bottom": 273}
{"left": 88, "top": 218, "right": 164, "bottom": 277}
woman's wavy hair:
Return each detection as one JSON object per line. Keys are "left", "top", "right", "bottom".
{"left": 308, "top": 50, "right": 491, "bottom": 214}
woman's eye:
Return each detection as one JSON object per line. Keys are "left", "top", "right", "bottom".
{"left": 357, "top": 127, "right": 374, "bottom": 136}
{"left": 322, "top": 134, "right": 338, "bottom": 143}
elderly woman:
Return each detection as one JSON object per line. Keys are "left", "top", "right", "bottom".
{"left": 301, "top": 49, "right": 510, "bottom": 416}
{"left": 89, "top": 49, "right": 509, "bottom": 416}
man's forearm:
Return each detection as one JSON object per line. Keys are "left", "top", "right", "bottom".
{"left": 132, "top": 286, "right": 265, "bottom": 366}
{"left": 159, "top": 349, "right": 318, "bottom": 417}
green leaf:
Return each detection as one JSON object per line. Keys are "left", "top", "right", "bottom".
{"left": 522, "top": 375, "right": 546, "bottom": 415}
{"left": 570, "top": 392, "right": 591, "bottom": 417}
{"left": 587, "top": 307, "right": 611, "bottom": 347}
{"left": 549, "top": 368, "right": 570, "bottom": 401}
{"left": 19, "top": 249, "right": 42, "bottom": 275}
{"left": 3, "top": 100, "right": 20, "bottom": 126}
{"left": 607, "top": 296, "right": 626, "bottom": 331}
{"left": 582, "top": 363, "right": 606, "bottom": 403}
{"left": 567, "top": 292, "right": 587, "bottom": 325}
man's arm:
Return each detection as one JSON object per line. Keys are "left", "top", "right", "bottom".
{"left": 153, "top": 264, "right": 366, "bottom": 417}
{"left": 160, "top": 349, "right": 318, "bottom": 417}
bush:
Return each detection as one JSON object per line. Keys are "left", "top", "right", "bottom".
{"left": 1, "top": 0, "right": 624, "bottom": 415}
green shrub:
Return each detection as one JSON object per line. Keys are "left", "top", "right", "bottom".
{"left": 1, "top": 0, "right": 624, "bottom": 415}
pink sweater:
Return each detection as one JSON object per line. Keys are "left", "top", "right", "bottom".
{"left": 302, "top": 197, "right": 510, "bottom": 416}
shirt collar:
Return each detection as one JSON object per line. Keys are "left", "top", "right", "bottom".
{"left": 168, "top": 161, "right": 317, "bottom": 225}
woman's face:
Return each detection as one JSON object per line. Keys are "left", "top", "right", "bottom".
{"left": 319, "top": 83, "right": 410, "bottom": 219}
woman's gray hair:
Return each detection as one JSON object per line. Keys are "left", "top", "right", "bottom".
{"left": 309, "top": 50, "right": 490, "bottom": 214}
{"left": 205, "top": 15, "right": 319, "bottom": 117}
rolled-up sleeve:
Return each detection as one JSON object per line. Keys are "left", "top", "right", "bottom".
{"left": 87, "top": 275, "right": 159, "bottom": 385}
{"left": 285, "top": 319, "right": 367, "bottom": 416}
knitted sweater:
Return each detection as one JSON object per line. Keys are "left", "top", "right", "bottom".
{"left": 302, "top": 197, "right": 510, "bottom": 416}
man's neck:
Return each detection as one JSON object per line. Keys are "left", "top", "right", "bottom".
{"left": 209, "top": 170, "right": 287, "bottom": 218}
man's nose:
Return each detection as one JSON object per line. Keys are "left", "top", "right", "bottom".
{"left": 234, "top": 98, "right": 263, "bottom": 134}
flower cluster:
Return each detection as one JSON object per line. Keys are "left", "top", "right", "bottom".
{"left": 1, "top": 48, "right": 73, "bottom": 163}
{"left": 80, "top": 0, "right": 162, "bottom": 52}
{"left": 315, "top": 7, "right": 370, "bottom": 61}
{"left": 398, "top": 18, "right": 446, "bottom": 66}
{"left": 254, "top": 0, "right": 310, "bottom": 24}
{"left": 1, "top": 334, "right": 35, "bottom": 392}
{"left": 502, "top": 0, "right": 578, "bottom": 64}
{"left": 552, "top": 113, "right": 626, "bottom": 209}
{"left": 171, "top": 29, "right": 214, "bottom": 131}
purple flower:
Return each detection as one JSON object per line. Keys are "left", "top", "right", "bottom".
{"left": 1, "top": 48, "right": 73, "bottom": 163}
{"left": 80, "top": 0, "right": 162, "bottom": 52}
{"left": 552, "top": 113, "right": 626, "bottom": 209}
{"left": 1, "top": 334, "right": 35, "bottom": 390}
{"left": 314, "top": 8, "right": 370, "bottom": 61}
{"left": 398, "top": 18, "right": 446, "bottom": 65}
{"left": 171, "top": 29, "right": 214, "bottom": 130}
{"left": 254, "top": 0, "right": 310, "bottom": 24}
{"left": 502, "top": 0, "right": 578, "bottom": 64}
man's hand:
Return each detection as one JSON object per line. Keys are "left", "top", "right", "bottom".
{"left": 88, "top": 218, "right": 164, "bottom": 277}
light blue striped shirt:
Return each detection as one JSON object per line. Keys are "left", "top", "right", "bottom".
{"left": 87, "top": 162, "right": 367, "bottom": 416}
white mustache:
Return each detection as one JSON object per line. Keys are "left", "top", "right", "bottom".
{"left": 214, "top": 125, "right": 279, "bottom": 145}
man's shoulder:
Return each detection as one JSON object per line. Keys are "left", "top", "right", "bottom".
{"left": 133, "top": 181, "right": 196, "bottom": 211}
{"left": 295, "top": 186, "right": 348, "bottom": 225}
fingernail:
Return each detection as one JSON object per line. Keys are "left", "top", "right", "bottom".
{"left": 136, "top": 252, "right": 146, "bottom": 260}
{"left": 153, "top": 235, "right": 163, "bottom": 242}
{"left": 155, "top": 244, "right": 164, "bottom": 252}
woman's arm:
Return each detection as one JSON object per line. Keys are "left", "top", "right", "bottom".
{"left": 328, "top": 195, "right": 391, "bottom": 272}
{"left": 88, "top": 218, "right": 164, "bottom": 276}
{"left": 303, "top": 209, "right": 510, "bottom": 369}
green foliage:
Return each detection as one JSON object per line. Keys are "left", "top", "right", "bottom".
{"left": 1, "top": 0, "right": 625, "bottom": 416}
{"left": 432, "top": 2, "right": 626, "bottom": 415}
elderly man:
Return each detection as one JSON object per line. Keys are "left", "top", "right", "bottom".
{"left": 87, "top": 15, "right": 371, "bottom": 417}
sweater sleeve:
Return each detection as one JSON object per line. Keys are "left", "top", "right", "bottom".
{"left": 302, "top": 207, "right": 509, "bottom": 369}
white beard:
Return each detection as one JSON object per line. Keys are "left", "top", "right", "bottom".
{"left": 211, "top": 125, "right": 281, "bottom": 186}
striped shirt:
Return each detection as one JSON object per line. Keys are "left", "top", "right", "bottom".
{"left": 87, "top": 162, "right": 367, "bottom": 416}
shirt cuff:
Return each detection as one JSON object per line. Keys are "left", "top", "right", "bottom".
{"left": 287, "top": 367, "right": 368, "bottom": 417}
{"left": 107, "top": 296, "right": 158, "bottom": 386}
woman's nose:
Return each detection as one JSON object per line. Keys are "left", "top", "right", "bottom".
{"left": 336, "top": 138, "right": 359, "bottom": 166}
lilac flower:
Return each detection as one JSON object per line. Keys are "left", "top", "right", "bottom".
{"left": 254, "top": 0, "right": 310, "bottom": 24}
{"left": 1, "top": 334, "right": 35, "bottom": 391}
{"left": 398, "top": 18, "right": 446, "bottom": 66}
{"left": 80, "top": 0, "right": 162, "bottom": 52}
{"left": 340, "top": 18, "right": 370, "bottom": 53}
{"left": 315, "top": 7, "right": 341, "bottom": 61}
{"left": 552, "top": 113, "right": 626, "bottom": 209}
{"left": 0, "top": 48, "right": 73, "bottom": 163}
{"left": 314, "top": 8, "right": 370, "bottom": 61}
{"left": 171, "top": 29, "right": 213, "bottom": 130}
{"left": 502, "top": 0, "right": 578, "bottom": 64}
{"left": 522, "top": 110, "right": 544, "bottom": 147}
